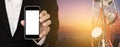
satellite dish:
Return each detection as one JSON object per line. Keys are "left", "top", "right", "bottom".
{"left": 107, "top": 13, "right": 116, "bottom": 24}
{"left": 93, "top": 0, "right": 113, "bottom": 6}
{"left": 91, "top": 27, "right": 103, "bottom": 38}
{"left": 103, "top": 0, "right": 113, "bottom": 6}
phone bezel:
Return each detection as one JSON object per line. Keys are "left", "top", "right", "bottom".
{"left": 24, "top": 6, "right": 40, "bottom": 40}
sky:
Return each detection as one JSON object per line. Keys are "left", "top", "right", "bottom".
{"left": 57, "top": 0, "right": 120, "bottom": 46}
{"left": 57, "top": 0, "right": 120, "bottom": 38}
{"left": 57, "top": 0, "right": 93, "bottom": 39}
{"left": 57, "top": 0, "right": 94, "bottom": 46}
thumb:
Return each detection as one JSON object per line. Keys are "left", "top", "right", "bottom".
{"left": 21, "top": 20, "right": 25, "bottom": 26}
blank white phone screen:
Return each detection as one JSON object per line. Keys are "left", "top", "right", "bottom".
{"left": 26, "top": 10, "right": 39, "bottom": 35}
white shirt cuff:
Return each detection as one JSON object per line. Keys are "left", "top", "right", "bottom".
{"left": 33, "top": 36, "right": 46, "bottom": 46}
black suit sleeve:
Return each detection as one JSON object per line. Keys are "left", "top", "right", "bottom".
{"left": 38, "top": 0, "right": 59, "bottom": 47}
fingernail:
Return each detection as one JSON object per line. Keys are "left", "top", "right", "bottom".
{"left": 42, "top": 10, "right": 47, "bottom": 14}
{"left": 21, "top": 20, "right": 25, "bottom": 26}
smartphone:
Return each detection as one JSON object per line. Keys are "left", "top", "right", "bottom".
{"left": 24, "top": 6, "right": 40, "bottom": 40}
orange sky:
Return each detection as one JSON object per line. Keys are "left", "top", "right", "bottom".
{"left": 57, "top": 0, "right": 93, "bottom": 33}
{"left": 57, "top": 0, "right": 120, "bottom": 47}
{"left": 56, "top": 0, "right": 94, "bottom": 42}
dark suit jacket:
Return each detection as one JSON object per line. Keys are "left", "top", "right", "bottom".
{"left": 0, "top": 0, "right": 59, "bottom": 47}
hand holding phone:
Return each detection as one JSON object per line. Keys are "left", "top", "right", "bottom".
{"left": 24, "top": 6, "right": 51, "bottom": 40}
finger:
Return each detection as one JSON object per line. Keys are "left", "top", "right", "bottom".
{"left": 46, "top": 26, "right": 50, "bottom": 34}
{"left": 40, "top": 10, "right": 47, "bottom": 17}
{"left": 42, "top": 20, "right": 51, "bottom": 27}
{"left": 40, "top": 27, "right": 50, "bottom": 37}
{"left": 39, "top": 27, "right": 48, "bottom": 39}
{"left": 20, "top": 20, "right": 25, "bottom": 26}
{"left": 39, "top": 27, "right": 50, "bottom": 39}
{"left": 39, "top": 30, "right": 46, "bottom": 39}
{"left": 40, "top": 14, "right": 50, "bottom": 23}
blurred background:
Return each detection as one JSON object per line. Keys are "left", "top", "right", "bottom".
{"left": 56, "top": 0, "right": 120, "bottom": 47}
